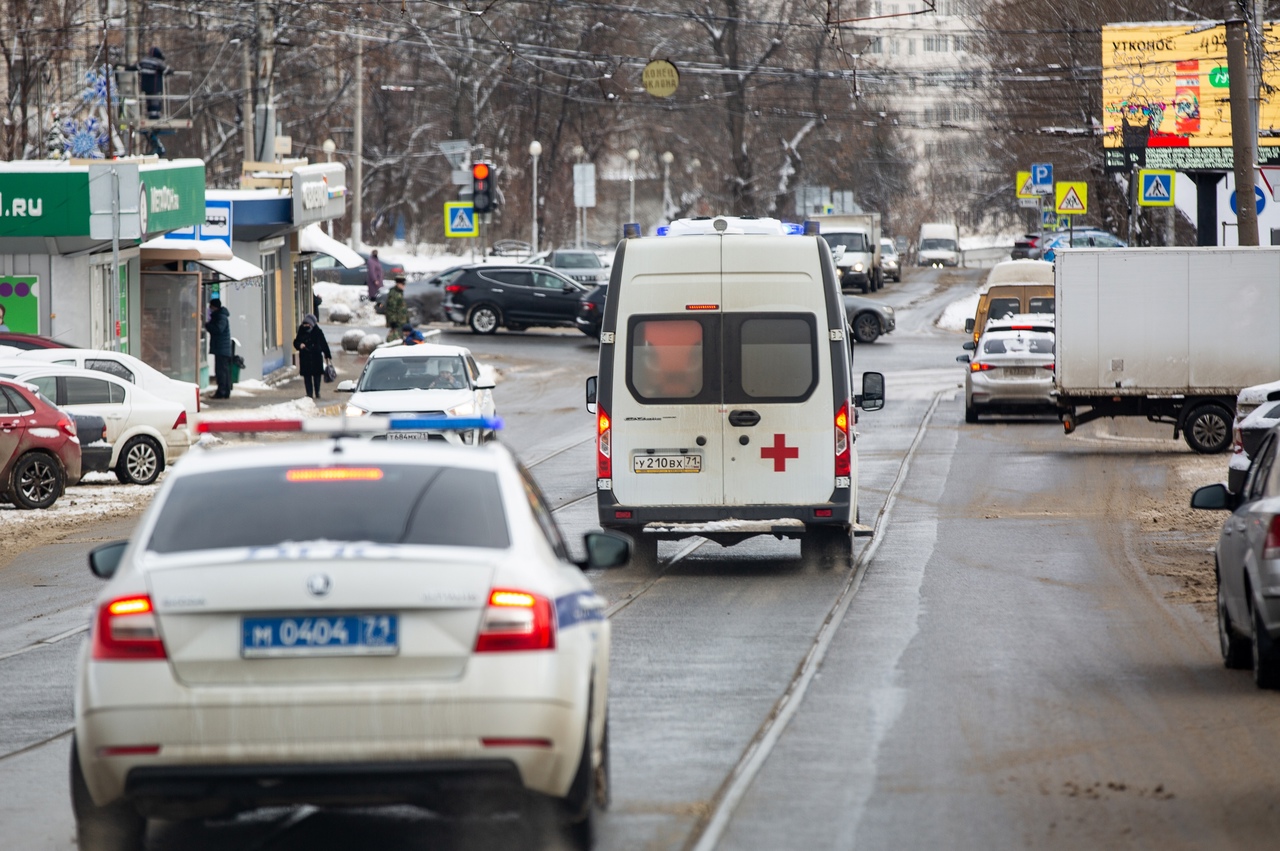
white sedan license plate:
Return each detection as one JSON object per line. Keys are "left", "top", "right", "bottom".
{"left": 1002, "top": 367, "right": 1039, "bottom": 378}
{"left": 633, "top": 454, "right": 701, "bottom": 474}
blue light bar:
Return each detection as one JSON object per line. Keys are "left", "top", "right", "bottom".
{"left": 782, "top": 222, "right": 805, "bottom": 235}
{"left": 655, "top": 225, "right": 671, "bottom": 236}
{"left": 386, "top": 416, "right": 504, "bottom": 431}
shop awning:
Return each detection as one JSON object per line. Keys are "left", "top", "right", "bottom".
{"left": 197, "top": 256, "right": 265, "bottom": 281}
{"left": 139, "top": 235, "right": 233, "bottom": 261}
{"left": 298, "top": 223, "right": 364, "bottom": 268}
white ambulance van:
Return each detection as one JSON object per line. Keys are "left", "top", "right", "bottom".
{"left": 585, "top": 216, "right": 885, "bottom": 565}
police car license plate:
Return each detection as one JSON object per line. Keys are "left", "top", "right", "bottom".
{"left": 241, "top": 614, "right": 399, "bottom": 657}
{"left": 387, "top": 432, "right": 431, "bottom": 440}
{"left": 633, "top": 454, "right": 701, "bottom": 473}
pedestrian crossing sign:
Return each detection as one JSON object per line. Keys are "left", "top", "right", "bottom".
{"left": 444, "top": 201, "right": 479, "bottom": 238}
{"left": 1138, "top": 170, "right": 1175, "bottom": 207}
{"left": 1016, "top": 171, "right": 1036, "bottom": 200}
{"left": 1054, "top": 181, "right": 1088, "bottom": 215}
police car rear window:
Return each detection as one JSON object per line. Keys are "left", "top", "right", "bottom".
{"left": 147, "top": 465, "right": 510, "bottom": 553}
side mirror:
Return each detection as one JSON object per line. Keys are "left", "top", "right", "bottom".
{"left": 1191, "top": 483, "right": 1236, "bottom": 511}
{"left": 962, "top": 340, "right": 976, "bottom": 351}
{"left": 956, "top": 355, "right": 971, "bottom": 363}
{"left": 563, "top": 285, "right": 578, "bottom": 294}
{"left": 474, "top": 382, "right": 496, "bottom": 391}
{"left": 580, "top": 530, "right": 632, "bottom": 570}
{"left": 857, "top": 371, "right": 885, "bottom": 411}
{"left": 89, "top": 540, "right": 129, "bottom": 579}
{"left": 964, "top": 318, "right": 975, "bottom": 333}
{"left": 585, "top": 376, "right": 598, "bottom": 414}
{"left": 336, "top": 380, "right": 357, "bottom": 393}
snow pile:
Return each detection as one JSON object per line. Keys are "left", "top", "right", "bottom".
{"left": 341, "top": 329, "right": 366, "bottom": 351}
{"left": 314, "top": 281, "right": 384, "bottom": 326}
{"left": 198, "top": 396, "right": 323, "bottom": 423}
{"left": 936, "top": 288, "right": 981, "bottom": 332}
{"left": 376, "top": 247, "right": 470, "bottom": 278}
{"left": 0, "top": 471, "right": 157, "bottom": 529}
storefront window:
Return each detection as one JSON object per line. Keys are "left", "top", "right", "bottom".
{"left": 260, "top": 251, "right": 279, "bottom": 349}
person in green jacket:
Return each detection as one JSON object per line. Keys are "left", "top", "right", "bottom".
{"left": 384, "top": 276, "right": 409, "bottom": 341}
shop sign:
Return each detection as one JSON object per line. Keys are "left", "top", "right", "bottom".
{"left": 0, "top": 172, "right": 90, "bottom": 237}
{"left": 0, "top": 276, "right": 39, "bottom": 334}
{"left": 291, "top": 163, "right": 347, "bottom": 226}
{"left": 139, "top": 162, "right": 205, "bottom": 235}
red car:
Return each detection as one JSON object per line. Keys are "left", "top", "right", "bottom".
{"left": 0, "top": 378, "right": 81, "bottom": 509}
{"left": 0, "top": 332, "right": 75, "bottom": 350}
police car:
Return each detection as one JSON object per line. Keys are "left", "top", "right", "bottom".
{"left": 72, "top": 416, "right": 628, "bottom": 850}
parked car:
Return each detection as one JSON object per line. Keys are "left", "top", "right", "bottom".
{"left": 958, "top": 315, "right": 1056, "bottom": 423}
{"left": 73, "top": 413, "right": 112, "bottom": 475}
{"left": 1010, "top": 232, "right": 1047, "bottom": 260}
{"left": 375, "top": 265, "right": 466, "bottom": 325}
{"left": 0, "top": 332, "right": 75, "bottom": 350}
{"left": 0, "top": 378, "right": 81, "bottom": 509}
{"left": 880, "top": 238, "right": 901, "bottom": 282}
{"left": 443, "top": 264, "right": 592, "bottom": 334}
{"left": 576, "top": 285, "right": 607, "bottom": 339}
{"left": 1040, "top": 229, "right": 1126, "bottom": 262}
{"left": 843, "top": 294, "right": 896, "bottom": 344}
{"left": 1230, "top": 380, "right": 1280, "bottom": 492}
{"left": 311, "top": 251, "right": 407, "bottom": 286}
{"left": 336, "top": 342, "right": 497, "bottom": 445}
{"left": 18, "top": 348, "right": 200, "bottom": 427}
{"left": 527, "top": 249, "right": 610, "bottom": 287}
{"left": 0, "top": 365, "right": 189, "bottom": 484}
{"left": 1192, "top": 426, "right": 1280, "bottom": 687}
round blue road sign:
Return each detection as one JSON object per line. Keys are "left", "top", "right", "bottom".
{"left": 1230, "top": 185, "right": 1266, "bottom": 216}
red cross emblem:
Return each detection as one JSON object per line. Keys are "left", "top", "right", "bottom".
{"left": 760, "top": 433, "right": 799, "bottom": 472}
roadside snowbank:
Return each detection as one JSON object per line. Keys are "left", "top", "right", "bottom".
{"left": 314, "top": 281, "right": 384, "bottom": 326}
{"left": 936, "top": 288, "right": 981, "bottom": 332}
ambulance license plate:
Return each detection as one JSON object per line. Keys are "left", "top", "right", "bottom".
{"left": 633, "top": 454, "right": 701, "bottom": 474}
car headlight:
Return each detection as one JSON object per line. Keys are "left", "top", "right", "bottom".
{"left": 345, "top": 403, "right": 369, "bottom": 417}
{"left": 884, "top": 306, "right": 895, "bottom": 315}
{"left": 447, "top": 401, "right": 476, "bottom": 417}
{"left": 853, "top": 262, "right": 865, "bottom": 272}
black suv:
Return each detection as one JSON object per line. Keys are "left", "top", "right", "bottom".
{"left": 442, "top": 264, "right": 590, "bottom": 334}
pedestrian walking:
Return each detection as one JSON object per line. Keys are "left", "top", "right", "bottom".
{"left": 205, "top": 298, "right": 233, "bottom": 399}
{"left": 365, "top": 249, "right": 384, "bottom": 302}
{"left": 293, "top": 314, "right": 332, "bottom": 400}
{"left": 384, "top": 276, "right": 409, "bottom": 341}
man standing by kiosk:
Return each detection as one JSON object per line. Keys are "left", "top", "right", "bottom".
{"left": 205, "top": 298, "right": 233, "bottom": 399}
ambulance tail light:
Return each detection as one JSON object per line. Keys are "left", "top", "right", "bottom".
{"left": 597, "top": 408, "right": 612, "bottom": 479}
{"left": 474, "top": 589, "right": 556, "bottom": 652}
{"left": 834, "top": 401, "right": 851, "bottom": 477}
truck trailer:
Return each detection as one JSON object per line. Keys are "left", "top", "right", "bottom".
{"left": 1055, "top": 247, "right": 1280, "bottom": 453}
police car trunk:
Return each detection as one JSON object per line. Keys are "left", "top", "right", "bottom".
{"left": 593, "top": 221, "right": 857, "bottom": 550}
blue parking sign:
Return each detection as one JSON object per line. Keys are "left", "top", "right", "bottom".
{"left": 1031, "top": 163, "right": 1053, "bottom": 193}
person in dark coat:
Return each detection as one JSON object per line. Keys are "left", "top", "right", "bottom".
{"left": 205, "top": 298, "right": 233, "bottom": 399}
{"left": 293, "top": 313, "right": 332, "bottom": 400}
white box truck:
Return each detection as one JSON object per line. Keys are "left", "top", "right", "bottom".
{"left": 918, "top": 222, "right": 960, "bottom": 267}
{"left": 1055, "top": 247, "right": 1280, "bottom": 453}
{"left": 813, "top": 213, "right": 883, "bottom": 292}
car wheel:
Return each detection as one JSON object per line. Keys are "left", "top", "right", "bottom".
{"left": 115, "top": 436, "right": 163, "bottom": 485}
{"left": 1254, "top": 605, "right": 1280, "bottom": 689}
{"left": 852, "top": 313, "right": 880, "bottom": 344}
{"left": 71, "top": 737, "right": 146, "bottom": 851}
{"left": 468, "top": 304, "right": 501, "bottom": 335}
{"left": 1184, "top": 405, "right": 1233, "bottom": 454}
{"left": 11, "top": 452, "right": 63, "bottom": 510}
{"left": 965, "top": 404, "right": 979, "bottom": 424}
{"left": 1219, "top": 566, "right": 1251, "bottom": 669}
{"left": 801, "top": 525, "right": 852, "bottom": 567}
{"left": 559, "top": 707, "right": 609, "bottom": 850}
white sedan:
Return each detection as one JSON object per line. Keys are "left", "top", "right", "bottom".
{"left": 72, "top": 425, "right": 627, "bottom": 848}
{"left": 0, "top": 365, "right": 189, "bottom": 484}
{"left": 338, "top": 342, "right": 497, "bottom": 445}
{"left": 17, "top": 348, "right": 201, "bottom": 427}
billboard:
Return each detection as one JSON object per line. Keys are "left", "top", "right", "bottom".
{"left": 1102, "top": 22, "right": 1280, "bottom": 171}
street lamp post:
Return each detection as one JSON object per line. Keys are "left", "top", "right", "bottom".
{"left": 626, "top": 148, "right": 641, "bottom": 225}
{"left": 660, "top": 151, "right": 674, "bottom": 223}
{"left": 573, "top": 145, "right": 586, "bottom": 248}
{"left": 322, "top": 139, "right": 337, "bottom": 237}
{"left": 529, "top": 141, "right": 542, "bottom": 255}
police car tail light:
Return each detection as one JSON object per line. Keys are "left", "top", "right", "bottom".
{"left": 597, "top": 409, "right": 612, "bottom": 479}
{"left": 834, "top": 401, "right": 851, "bottom": 478}
{"left": 475, "top": 589, "right": 556, "bottom": 652}
{"left": 92, "top": 595, "right": 167, "bottom": 660}
{"left": 172, "top": 410, "right": 188, "bottom": 430}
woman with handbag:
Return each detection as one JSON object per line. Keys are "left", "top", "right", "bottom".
{"left": 293, "top": 314, "right": 332, "bottom": 400}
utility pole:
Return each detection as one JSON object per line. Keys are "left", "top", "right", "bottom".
{"left": 253, "top": 0, "right": 277, "bottom": 162}
{"left": 351, "top": 12, "right": 364, "bottom": 250}
{"left": 1226, "top": 0, "right": 1259, "bottom": 245}
{"left": 124, "top": 0, "right": 138, "bottom": 68}
{"left": 241, "top": 40, "right": 252, "bottom": 164}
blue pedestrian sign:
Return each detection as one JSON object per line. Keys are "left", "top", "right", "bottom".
{"left": 1138, "top": 170, "right": 1175, "bottom": 207}
{"left": 444, "top": 201, "right": 478, "bottom": 238}
{"left": 1229, "top": 185, "right": 1266, "bottom": 217}
{"left": 1031, "top": 163, "right": 1053, "bottom": 194}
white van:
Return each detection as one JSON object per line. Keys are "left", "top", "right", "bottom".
{"left": 918, "top": 222, "right": 960, "bottom": 267}
{"left": 586, "top": 216, "right": 885, "bottom": 565}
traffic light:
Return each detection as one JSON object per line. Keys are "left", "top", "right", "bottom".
{"left": 472, "top": 162, "right": 494, "bottom": 214}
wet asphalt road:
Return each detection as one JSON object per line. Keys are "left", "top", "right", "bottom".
{"left": 6, "top": 268, "right": 1280, "bottom": 850}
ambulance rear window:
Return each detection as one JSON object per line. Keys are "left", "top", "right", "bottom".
{"left": 731, "top": 316, "right": 817, "bottom": 401}
{"left": 629, "top": 319, "right": 706, "bottom": 400}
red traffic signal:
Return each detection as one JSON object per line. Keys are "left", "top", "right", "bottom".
{"left": 472, "top": 162, "right": 490, "bottom": 181}
{"left": 472, "top": 161, "right": 495, "bottom": 214}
